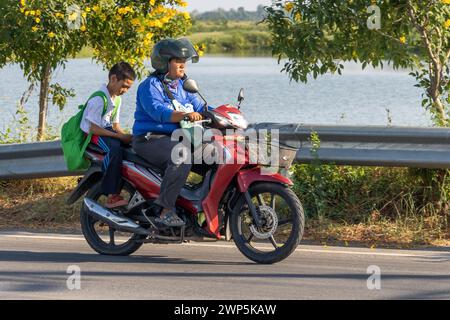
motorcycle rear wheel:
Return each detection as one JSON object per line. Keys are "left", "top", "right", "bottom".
{"left": 230, "top": 182, "right": 304, "bottom": 264}
{"left": 80, "top": 180, "right": 146, "bottom": 256}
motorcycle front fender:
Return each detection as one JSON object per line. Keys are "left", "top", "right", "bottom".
{"left": 236, "top": 166, "right": 293, "bottom": 193}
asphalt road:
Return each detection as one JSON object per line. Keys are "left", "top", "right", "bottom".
{"left": 0, "top": 231, "right": 449, "bottom": 299}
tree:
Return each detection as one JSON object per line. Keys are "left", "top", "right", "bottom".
{"left": 264, "top": 0, "right": 450, "bottom": 126}
{"left": 0, "top": 0, "right": 191, "bottom": 141}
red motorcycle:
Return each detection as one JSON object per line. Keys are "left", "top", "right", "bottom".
{"left": 67, "top": 79, "right": 304, "bottom": 264}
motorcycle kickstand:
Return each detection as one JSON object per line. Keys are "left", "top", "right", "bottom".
{"left": 180, "top": 226, "right": 186, "bottom": 244}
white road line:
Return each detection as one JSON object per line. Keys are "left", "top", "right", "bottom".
{"left": 0, "top": 234, "right": 85, "bottom": 241}
{"left": 0, "top": 233, "right": 447, "bottom": 258}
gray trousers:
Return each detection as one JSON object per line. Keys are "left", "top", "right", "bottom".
{"left": 132, "top": 134, "right": 193, "bottom": 210}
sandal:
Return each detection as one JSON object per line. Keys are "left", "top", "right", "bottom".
{"left": 155, "top": 210, "right": 186, "bottom": 227}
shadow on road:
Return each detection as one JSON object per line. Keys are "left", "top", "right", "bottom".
{"left": 0, "top": 250, "right": 253, "bottom": 266}
{"left": 1, "top": 269, "right": 450, "bottom": 282}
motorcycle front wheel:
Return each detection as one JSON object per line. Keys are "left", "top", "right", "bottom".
{"left": 230, "top": 182, "right": 305, "bottom": 264}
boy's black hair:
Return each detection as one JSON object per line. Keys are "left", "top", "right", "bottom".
{"left": 109, "top": 62, "right": 136, "bottom": 81}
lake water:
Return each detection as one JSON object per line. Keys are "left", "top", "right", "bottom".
{"left": 0, "top": 56, "right": 433, "bottom": 134}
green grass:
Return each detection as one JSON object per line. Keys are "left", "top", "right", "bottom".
{"left": 187, "top": 20, "right": 272, "bottom": 53}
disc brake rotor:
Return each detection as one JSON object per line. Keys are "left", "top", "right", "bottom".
{"left": 249, "top": 205, "right": 278, "bottom": 239}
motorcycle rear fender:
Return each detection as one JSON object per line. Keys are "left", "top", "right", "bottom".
{"left": 236, "top": 166, "right": 293, "bottom": 193}
{"left": 66, "top": 165, "right": 103, "bottom": 205}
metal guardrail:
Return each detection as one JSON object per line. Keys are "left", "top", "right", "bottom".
{"left": 0, "top": 124, "right": 449, "bottom": 179}
{"left": 252, "top": 123, "right": 450, "bottom": 168}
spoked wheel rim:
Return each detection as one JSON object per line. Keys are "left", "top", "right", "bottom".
{"left": 83, "top": 182, "right": 144, "bottom": 250}
{"left": 237, "top": 188, "right": 299, "bottom": 254}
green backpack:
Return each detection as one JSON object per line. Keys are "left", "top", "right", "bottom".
{"left": 61, "top": 91, "right": 120, "bottom": 171}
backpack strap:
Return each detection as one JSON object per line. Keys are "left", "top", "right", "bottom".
{"left": 79, "top": 91, "right": 115, "bottom": 156}
{"left": 81, "top": 90, "right": 121, "bottom": 120}
{"left": 111, "top": 96, "right": 121, "bottom": 122}
{"left": 162, "top": 82, "right": 180, "bottom": 111}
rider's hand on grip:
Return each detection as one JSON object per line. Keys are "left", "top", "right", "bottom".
{"left": 186, "top": 112, "right": 203, "bottom": 122}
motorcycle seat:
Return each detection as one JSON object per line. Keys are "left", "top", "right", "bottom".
{"left": 86, "top": 143, "right": 163, "bottom": 175}
{"left": 123, "top": 148, "right": 163, "bottom": 175}
{"left": 86, "top": 143, "right": 104, "bottom": 154}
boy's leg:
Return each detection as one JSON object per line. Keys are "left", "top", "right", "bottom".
{"left": 95, "top": 136, "right": 127, "bottom": 207}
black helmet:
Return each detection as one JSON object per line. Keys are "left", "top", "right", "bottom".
{"left": 151, "top": 38, "right": 199, "bottom": 74}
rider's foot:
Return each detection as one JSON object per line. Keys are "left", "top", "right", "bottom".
{"left": 155, "top": 208, "right": 186, "bottom": 227}
{"left": 105, "top": 194, "right": 128, "bottom": 209}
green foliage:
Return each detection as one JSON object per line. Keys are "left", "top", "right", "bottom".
{"left": 0, "top": 104, "right": 34, "bottom": 144}
{"left": 265, "top": 0, "right": 450, "bottom": 126}
{"left": 0, "top": 0, "right": 192, "bottom": 140}
{"left": 292, "top": 163, "right": 449, "bottom": 223}
{"left": 49, "top": 83, "right": 75, "bottom": 111}
{"left": 293, "top": 131, "right": 449, "bottom": 223}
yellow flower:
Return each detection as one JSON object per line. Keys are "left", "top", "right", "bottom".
{"left": 150, "top": 0, "right": 156, "bottom": 5}
{"left": 442, "top": 0, "right": 450, "bottom": 4}
{"left": 131, "top": 18, "right": 141, "bottom": 27}
{"left": 152, "top": 5, "right": 165, "bottom": 15}
{"left": 117, "top": 6, "right": 133, "bottom": 15}
{"left": 285, "top": 2, "right": 294, "bottom": 12}
{"left": 20, "top": 0, "right": 26, "bottom": 6}
{"left": 35, "top": 17, "right": 40, "bottom": 23}
{"left": 50, "top": 45, "right": 55, "bottom": 51}
{"left": 55, "top": 12, "right": 64, "bottom": 19}
{"left": 20, "top": 8, "right": 25, "bottom": 13}
{"left": 147, "top": 19, "right": 163, "bottom": 28}
{"left": 194, "top": 44, "right": 205, "bottom": 57}
{"left": 117, "top": 30, "right": 124, "bottom": 36}
{"left": 48, "top": 31, "right": 56, "bottom": 38}
{"left": 68, "top": 12, "right": 78, "bottom": 21}
{"left": 137, "top": 25, "right": 145, "bottom": 33}
{"left": 178, "top": 1, "right": 188, "bottom": 7}
{"left": 29, "top": 10, "right": 35, "bottom": 16}
{"left": 145, "top": 32, "right": 153, "bottom": 40}
{"left": 31, "top": 26, "right": 38, "bottom": 32}
{"left": 85, "top": 7, "right": 91, "bottom": 12}
{"left": 445, "top": 19, "right": 450, "bottom": 29}
{"left": 182, "top": 12, "right": 190, "bottom": 20}
{"left": 36, "top": 10, "right": 41, "bottom": 16}
{"left": 160, "top": 16, "right": 170, "bottom": 24}
{"left": 81, "top": 12, "right": 87, "bottom": 18}
{"left": 92, "top": 5, "right": 100, "bottom": 13}
{"left": 294, "top": 12, "right": 301, "bottom": 22}
{"left": 80, "top": 25, "right": 86, "bottom": 32}
{"left": 399, "top": 36, "right": 406, "bottom": 44}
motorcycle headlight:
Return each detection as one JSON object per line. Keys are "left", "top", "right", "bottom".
{"left": 215, "top": 113, "right": 248, "bottom": 129}
{"left": 214, "top": 114, "right": 233, "bottom": 127}
{"left": 228, "top": 113, "right": 248, "bottom": 129}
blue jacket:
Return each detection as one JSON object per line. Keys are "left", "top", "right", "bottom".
{"left": 133, "top": 75, "right": 205, "bottom": 135}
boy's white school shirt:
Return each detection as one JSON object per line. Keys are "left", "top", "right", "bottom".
{"left": 80, "top": 84, "right": 122, "bottom": 134}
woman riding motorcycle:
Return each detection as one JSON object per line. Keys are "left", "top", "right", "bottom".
{"left": 132, "top": 38, "right": 208, "bottom": 228}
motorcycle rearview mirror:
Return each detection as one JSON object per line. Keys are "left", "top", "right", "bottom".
{"left": 183, "top": 78, "right": 209, "bottom": 112}
{"left": 237, "top": 88, "right": 244, "bottom": 109}
{"left": 183, "top": 78, "right": 199, "bottom": 94}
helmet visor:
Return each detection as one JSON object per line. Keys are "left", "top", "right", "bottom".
{"left": 177, "top": 38, "right": 199, "bottom": 63}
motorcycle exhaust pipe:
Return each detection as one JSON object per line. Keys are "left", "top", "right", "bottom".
{"left": 83, "top": 198, "right": 150, "bottom": 236}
